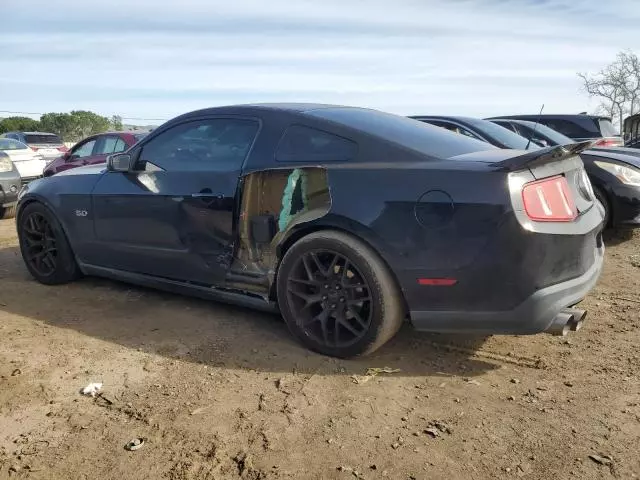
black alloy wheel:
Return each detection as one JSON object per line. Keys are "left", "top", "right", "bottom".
{"left": 18, "top": 202, "right": 81, "bottom": 285}
{"left": 286, "top": 250, "right": 373, "bottom": 348}
{"left": 21, "top": 211, "right": 58, "bottom": 277}
{"left": 277, "top": 230, "right": 405, "bottom": 358}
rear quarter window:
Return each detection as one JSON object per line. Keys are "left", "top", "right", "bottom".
{"left": 276, "top": 125, "right": 357, "bottom": 162}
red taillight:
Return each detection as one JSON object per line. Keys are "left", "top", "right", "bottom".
{"left": 57, "top": 146, "right": 68, "bottom": 152}
{"left": 31, "top": 147, "right": 39, "bottom": 151}
{"left": 595, "top": 138, "right": 622, "bottom": 147}
{"left": 417, "top": 278, "right": 458, "bottom": 286}
{"left": 522, "top": 175, "right": 577, "bottom": 222}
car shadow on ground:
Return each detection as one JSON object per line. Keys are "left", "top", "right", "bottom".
{"left": 603, "top": 227, "right": 636, "bottom": 247}
{"left": 0, "top": 244, "right": 500, "bottom": 378}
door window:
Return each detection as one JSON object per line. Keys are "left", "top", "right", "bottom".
{"left": 114, "top": 138, "right": 127, "bottom": 153}
{"left": 72, "top": 139, "right": 97, "bottom": 158}
{"left": 138, "top": 119, "right": 259, "bottom": 171}
{"left": 96, "top": 136, "right": 119, "bottom": 155}
{"left": 94, "top": 136, "right": 127, "bottom": 155}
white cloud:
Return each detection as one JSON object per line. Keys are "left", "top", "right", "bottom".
{"left": 1, "top": 0, "right": 638, "bottom": 123}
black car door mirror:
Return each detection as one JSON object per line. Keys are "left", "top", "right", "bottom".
{"left": 107, "top": 153, "right": 133, "bottom": 172}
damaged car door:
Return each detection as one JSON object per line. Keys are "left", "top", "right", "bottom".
{"left": 90, "top": 117, "right": 260, "bottom": 284}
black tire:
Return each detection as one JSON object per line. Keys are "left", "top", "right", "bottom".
{"left": 276, "top": 230, "right": 405, "bottom": 358}
{"left": 0, "top": 204, "right": 17, "bottom": 219}
{"left": 17, "top": 202, "right": 81, "bottom": 285}
{"left": 594, "top": 187, "right": 610, "bottom": 228}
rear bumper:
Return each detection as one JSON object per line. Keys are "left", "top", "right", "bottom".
{"left": 0, "top": 173, "right": 21, "bottom": 207}
{"left": 409, "top": 235, "right": 605, "bottom": 335}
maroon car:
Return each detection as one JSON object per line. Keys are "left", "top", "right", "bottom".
{"left": 43, "top": 132, "right": 147, "bottom": 177}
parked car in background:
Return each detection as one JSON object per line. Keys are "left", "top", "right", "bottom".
{"left": 486, "top": 114, "right": 622, "bottom": 147}
{"left": 0, "top": 151, "right": 21, "bottom": 219}
{"left": 411, "top": 115, "right": 541, "bottom": 149}
{"left": 16, "top": 104, "right": 603, "bottom": 357}
{"left": 488, "top": 118, "right": 574, "bottom": 147}
{"left": 43, "top": 131, "right": 147, "bottom": 177}
{"left": 0, "top": 138, "right": 48, "bottom": 183}
{"left": 1, "top": 132, "right": 68, "bottom": 161}
{"left": 490, "top": 117, "right": 640, "bottom": 158}
{"left": 623, "top": 113, "right": 640, "bottom": 149}
{"left": 488, "top": 118, "right": 640, "bottom": 228}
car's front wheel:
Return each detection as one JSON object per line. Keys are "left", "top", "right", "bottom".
{"left": 17, "top": 202, "right": 81, "bottom": 285}
{"left": 277, "top": 230, "right": 405, "bottom": 358}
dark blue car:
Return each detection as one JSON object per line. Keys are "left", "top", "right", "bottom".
{"left": 16, "top": 105, "right": 604, "bottom": 357}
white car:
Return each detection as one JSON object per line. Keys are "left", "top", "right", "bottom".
{"left": 1, "top": 131, "right": 68, "bottom": 162}
{"left": 0, "top": 138, "right": 48, "bottom": 182}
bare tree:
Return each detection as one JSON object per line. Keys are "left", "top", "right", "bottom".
{"left": 578, "top": 50, "right": 640, "bottom": 129}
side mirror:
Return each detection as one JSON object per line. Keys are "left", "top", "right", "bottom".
{"left": 107, "top": 153, "right": 133, "bottom": 172}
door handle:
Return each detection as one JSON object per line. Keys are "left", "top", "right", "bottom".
{"left": 191, "top": 192, "right": 224, "bottom": 200}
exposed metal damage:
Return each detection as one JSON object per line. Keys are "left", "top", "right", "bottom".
{"left": 230, "top": 167, "right": 331, "bottom": 293}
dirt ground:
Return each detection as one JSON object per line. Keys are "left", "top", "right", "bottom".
{"left": 0, "top": 218, "right": 638, "bottom": 480}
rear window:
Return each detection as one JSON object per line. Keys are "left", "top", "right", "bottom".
{"left": 133, "top": 133, "right": 148, "bottom": 143}
{"left": 276, "top": 125, "right": 357, "bottom": 162}
{"left": 24, "top": 134, "right": 63, "bottom": 145}
{"left": 0, "top": 138, "right": 28, "bottom": 150}
{"left": 597, "top": 118, "right": 619, "bottom": 137}
{"left": 538, "top": 119, "right": 596, "bottom": 139}
{"left": 306, "top": 108, "right": 495, "bottom": 159}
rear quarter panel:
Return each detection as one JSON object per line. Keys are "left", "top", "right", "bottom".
{"left": 321, "top": 161, "right": 510, "bottom": 270}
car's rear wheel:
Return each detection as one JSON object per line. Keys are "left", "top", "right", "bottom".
{"left": 277, "top": 230, "right": 405, "bottom": 358}
{"left": 0, "top": 204, "right": 16, "bottom": 219}
{"left": 18, "top": 202, "right": 81, "bottom": 285}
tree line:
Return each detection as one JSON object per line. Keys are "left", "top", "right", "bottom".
{"left": 0, "top": 111, "right": 123, "bottom": 142}
{"left": 578, "top": 50, "right": 640, "bottom": 128}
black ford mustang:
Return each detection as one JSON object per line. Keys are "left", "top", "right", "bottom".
{"left": 16, "top": 104, "right": 604, "bottom": 358}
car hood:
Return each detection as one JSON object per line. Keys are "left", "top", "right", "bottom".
{"left": 56, "top": 164, "right": 107, "bottom": 176}
{"left": 583, "top": 150, "right": 640, "bottom": 169}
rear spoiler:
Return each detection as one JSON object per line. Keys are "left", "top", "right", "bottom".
{"left": 493, "top": 141, "right": 594, "bottom": 171}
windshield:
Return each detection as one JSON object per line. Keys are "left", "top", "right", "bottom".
{"left": 0, "top": 138, "right": 29, "bottom": 150}
{"left": 306, "top": 108, "right": 496, "bottom": 159}
{"left": 598, "top": 118, "right": 619, "bottom": 137}
{"left": 25, "top": 134, "right": 63, "bottom": 145}
{"left": 464, "top": 118, "right": 541, "bottom": 150}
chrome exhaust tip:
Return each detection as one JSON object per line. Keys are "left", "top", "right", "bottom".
{"left": 567, "top": 308, "right": 587, "bottom": 332}
{"left": 546, "top": 308, "right": 588, "bottom": 336}
{"left": 546, "top": 311, "right": 574, "bottom": 336}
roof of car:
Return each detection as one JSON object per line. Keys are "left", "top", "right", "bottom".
{"left": 180, "top": 103, "right": 345, "bottom": 117}
{"left": 19, "top": 131, "right": 60, "bottom": 135}
{"left": 487, "top": 114, "right": 612, "bottom": 121}
{"left": 490, "top": 118, "right": 534, "bottom": 124}
{"left": 410, "top": 115, "right": 478, "bottom": 123}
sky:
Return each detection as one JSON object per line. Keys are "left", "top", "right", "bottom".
{"left": 1, "top": 0, "right": 639, "bottom": 125}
